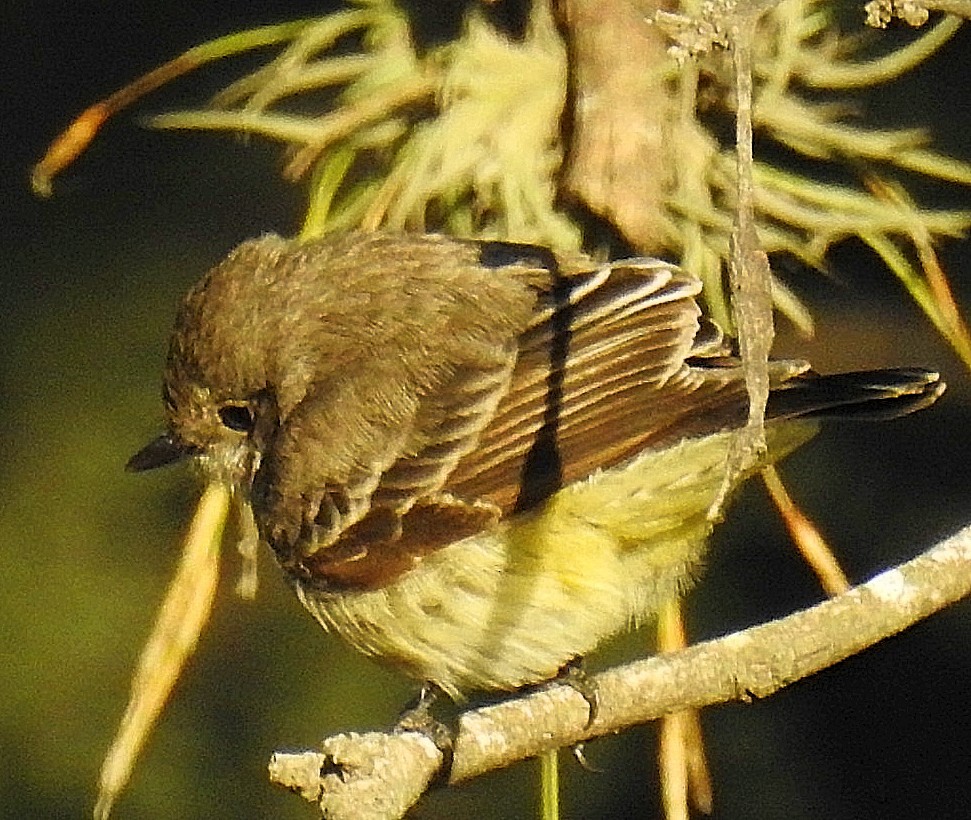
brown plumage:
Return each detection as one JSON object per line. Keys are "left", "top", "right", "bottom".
{"left": 129, "top": 232, "right": 944, "bottom": 694}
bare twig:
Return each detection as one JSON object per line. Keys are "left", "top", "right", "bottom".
{"left": 269, "top": 522, "right": 971, "bottom": 819}
{"left": 866, "top": 0, "right": 971, "bottom": 28}
{"left": 555, "top": 0, "right": 672, "bottom": 251}
{"left": 715, "top": 10, "right": 775, "bottom": 514}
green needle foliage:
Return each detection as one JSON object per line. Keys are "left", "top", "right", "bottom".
{"left": 132, "top": 0, "right": 971, "bottom": 364}
{"left": 34, "top": 0, "right": 971, "bottom": 362}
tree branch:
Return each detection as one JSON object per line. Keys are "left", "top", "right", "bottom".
{"left": 865, "top": 0, "right": 971, "bottom": 28}
{"left": 269, "top": 522, "right": 971, "bottom": 819}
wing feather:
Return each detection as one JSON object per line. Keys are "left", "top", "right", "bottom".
{"left": 286, "top": 245, "right": 779, "bottom": 589}
{"left": 443, "top": 259, "right": 708, "bottom": 510}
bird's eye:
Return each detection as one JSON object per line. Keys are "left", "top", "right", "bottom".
{"left": 218, "top": 403, "right": 255, "bottom": 433}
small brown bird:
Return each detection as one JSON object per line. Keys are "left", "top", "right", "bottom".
{"left": 129, "top": 232, "right": 943, "bottom": 697}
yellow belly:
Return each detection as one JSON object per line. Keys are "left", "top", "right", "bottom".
{"left": 293, "top": 422, "right": 817, "bottom": 697}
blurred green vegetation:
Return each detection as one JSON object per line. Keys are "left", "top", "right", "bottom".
{"left": 3, "top": 3, "right": 971, "bottom": 819}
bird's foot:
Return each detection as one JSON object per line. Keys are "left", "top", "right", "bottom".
{"left": 394, "top": 683, "right": 454, "bottom": 783}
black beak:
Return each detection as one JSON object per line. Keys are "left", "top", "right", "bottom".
{"left": 126, "top": 433, "right": 198, "bottom": 472}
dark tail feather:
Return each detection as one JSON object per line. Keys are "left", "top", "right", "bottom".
{"left": 767, "top": 368, "right": 945, "bottom": 422}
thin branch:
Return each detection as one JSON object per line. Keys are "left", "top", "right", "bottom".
{"left": 714, "top": 11, "right": 775, "bottom": 513}
{"left": 866, "top": 0, "right": 971, "bottom": 27}
{"left": 269, "top": 522, "right": 971, "bottom": 819}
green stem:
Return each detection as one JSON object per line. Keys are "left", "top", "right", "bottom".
{"left": 540, "top": 748, "right": 559, "bottom": 820}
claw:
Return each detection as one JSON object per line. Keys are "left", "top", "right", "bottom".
{"left": 556, "top": 657, "right": 600, "bottom": 728}
{"left": 395, "top": 683, "right": 455, "bottom": 783}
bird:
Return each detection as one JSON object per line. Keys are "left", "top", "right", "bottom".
{"left": 128, "top": 231, "right": 944, "bottom": 698}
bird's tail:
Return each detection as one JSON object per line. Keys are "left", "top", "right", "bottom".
{"left": 766, "top": 367, "right": 945, "bottom": 423}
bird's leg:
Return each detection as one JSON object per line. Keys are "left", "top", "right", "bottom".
{"left": 554, "top": 656, "right": 600, "bottom": 728}
{"left": 517, "top": 658, "right": 603, "bottom": 772}
{"left": 394, "top": 682, "right": 455, "bottom": 783}
{"left": 551, "top": 657, "right": 605, "bottom": 772}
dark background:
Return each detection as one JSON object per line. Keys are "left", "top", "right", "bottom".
{"left": 2, "top": 3, "right": 971, "bottom": 818}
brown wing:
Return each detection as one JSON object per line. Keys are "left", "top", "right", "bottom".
{"left": 295, "top": 255, "right": 759, "bottom": 590}
{"left": 276, "top": 350, "right": 524, "bottom": 591}
{"left": 287, "top": 242, "right": 942, "bottom": 593}
{"left": 442, "top": 258, "right": 741, "bottom": 512}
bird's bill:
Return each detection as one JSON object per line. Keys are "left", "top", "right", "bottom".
{"left": 126, "top": 433, "right": 198, "bottom": 472}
